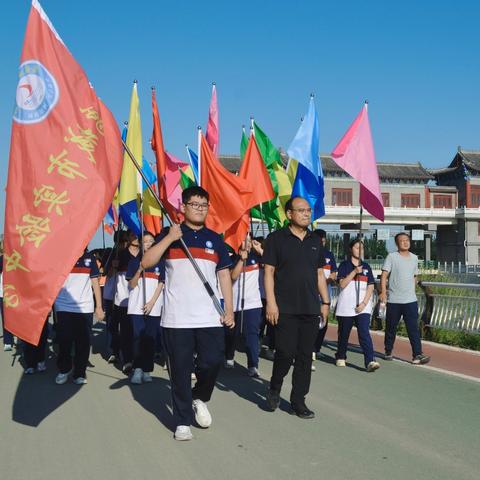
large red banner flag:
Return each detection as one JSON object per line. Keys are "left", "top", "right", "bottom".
{"left": 3, "top": 0, "right": 123, "bottom": 345}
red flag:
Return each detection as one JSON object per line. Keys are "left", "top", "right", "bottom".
{"left": 4, "top": 0, "right": 123, "bottom": 345}
{"left": 150, "top": 88, "right": 180, "bottom": 223}
{"left": 200, "top": 134, "right": 255, "bottom": 234}
{"left": 224, "top": 136, "right": 275, "bottom": 250}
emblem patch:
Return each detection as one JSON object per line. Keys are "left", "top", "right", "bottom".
{"left": 14, "top": 60, "right": 59, "bottom": 124}
{"left": 205, "top": 240, "right": 213, "bottom": 249}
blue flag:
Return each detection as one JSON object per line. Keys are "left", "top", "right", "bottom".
{"left": 288, "top": 97, "right": 325, "bottom": 220}
{"left": 186, "top": 147, "right": 199, "bottom": 185}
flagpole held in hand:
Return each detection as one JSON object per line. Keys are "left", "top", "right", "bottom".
{"left": 122, "top": 139, "right": 225, "bottom": 317}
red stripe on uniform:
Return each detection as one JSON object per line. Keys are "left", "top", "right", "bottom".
{"left": 244, "top": 264, "right": 259, "bottom": 272}
{"left": 144, "top": 272, "right": 160, "bottom": 280}
{"left": 355, "top": 275, "right": 369, "bottom": 282}
{"left": 71, "top": 267, "right": 90, "bottom": 274}
{"left": 166, "top": 247, "right": 219, "bottom": 263}
{"left": 323, "top": 265, "right": 332, "bottom": 270}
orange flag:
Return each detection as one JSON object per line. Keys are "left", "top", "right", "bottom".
{"left": 151, "top": 88, "right": 180, "bottom": 223}
{"left": 4, "top": 0, "right": 123, "bottom": 345}
{"left": 224, "top": 135, "right": 275, "bottom": 250}
{"left": 200, "top": 134, "right": 255, "bottom": 234}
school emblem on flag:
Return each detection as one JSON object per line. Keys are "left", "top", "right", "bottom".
{"left": 14, "top": 60, "right": 59, "bottom": 124}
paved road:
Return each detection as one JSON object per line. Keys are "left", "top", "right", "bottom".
{"left": 1, "top": 325, "right": 479, "bottom": 480}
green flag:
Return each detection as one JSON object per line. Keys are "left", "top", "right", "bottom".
{"left": 240, "top": 128, "right": 248, "bottom": 160}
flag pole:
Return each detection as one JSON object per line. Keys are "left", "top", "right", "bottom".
{"left": 122, "top": 138, "right": 225, "bottom": 317}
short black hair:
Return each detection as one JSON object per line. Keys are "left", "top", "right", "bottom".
{"left": 284, "top": 196, "right": 304, "bottom": 213}
{"left": 142, "top": 231, "right": 154, "bottom": 239}
{"left": 349, "top": 237, "right": 363, "bottom": 250}
{"left": 182, "top": 186, "right": 209, "bottom": 204}
{"left": 394, "top": 232, "right": 410, "bottom": 245}
{"left": 313, "top": 229, "right": 327, "bottom": 239}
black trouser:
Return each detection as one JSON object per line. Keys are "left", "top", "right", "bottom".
{"left": 23, "top": 321, "right": 49, "bottom": 368}
{"left": 163, "top": 327, "right": 224, "bottom": 428}
{"left": 270, "top": 314, "right": 319, "bottom": 406}
{"left": 131, "top": 314, "right": 158, "bottom": 372}
{"left": 56, "top": 312, "right": 91, "bottom": 379}
{"left": 111, "top": 305, "right": 133, "bottom": 364}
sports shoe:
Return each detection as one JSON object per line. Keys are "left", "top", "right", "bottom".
{"left": 193, "top": 399, "right": 212, "bottom": 428}
{"left": 24, "top": 367, "right": 35, "bottom": 375}
{"left": 225, "top": 359, "right": 234, "bottom": 369}
{"left": 36, "top": 361, "right": 47, "bottom": 372}
{"left": 55, "top": 370, "right": 72, "bottom": 385}
{"left": 367, "top": 361, "right": 380, "bottom": 372}
{"left": 107, "top": 354, "right": 117, "bottom": 364}
{"left": 191, "top": 372, "right": 197, "bottom": 381}
{"left": 174, "top": 425, "right": 193, "bottom": 441}
{"left": 142, "top": 371, "right": 152, "bottom": 383}
{"left": 412, "top": 354, "right": 430, "bottom": 365}
{"left": 289, "top": 404, "right": 315, "bottom": 419}
{"left": 4, "top": 344, "right": 12, "bottom": 352}
{"left": 131, "top": 368, "right": 143, "bottom": 384}
{"left": 248, "top": 367, "right": 259, "bottom": 378}
{"left": 311, "top": 363, "right": 316, "bottom": 371}
{"left": 261, "top": 348, "right": 275, "bottom": 361}
{"left": 384, "top": 352, "right": 393, "bottom": 361}
{"left": 122, "top": 362, "right": 133, "bottom": 374}
{"left": 336, "top": 359, "right": 346, "bottom": 367}
{"left": 266, "top": 389, "right": 280, "bottom": 412}
{"left": 73, "top": 377, "right": 88, "bottom": 385}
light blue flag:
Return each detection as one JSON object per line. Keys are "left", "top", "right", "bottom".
{"left": 141, "top": 157, "right": 157, "bottom": 192}
{"left": 186, "top": 147, "right": 199, "bottom": 185}
{"left": 288, "top": 96, "right": 325, "bottom": 220}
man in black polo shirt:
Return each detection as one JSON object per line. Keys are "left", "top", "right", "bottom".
{"left": 263, "top": 196, "right": 330, "bottom": 419}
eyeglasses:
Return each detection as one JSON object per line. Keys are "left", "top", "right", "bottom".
{"left": 185, "top": 202, "right": 210, "bottom": 211}
{"left": 291, "top": 208, "right": 312, "bottom": 214}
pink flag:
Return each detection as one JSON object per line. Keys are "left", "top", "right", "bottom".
{"left": 165, "top": 152, "right": 187, "bottom": 212}
{"left": 206, "top": 83, "right": 219, "bottom": 155}
{"left": 331, "top": 103, "right": 384, "bottom": 221}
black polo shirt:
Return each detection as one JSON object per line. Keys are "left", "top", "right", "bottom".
{"left": 262, "top": 227, "right": 326, "bottom": 315}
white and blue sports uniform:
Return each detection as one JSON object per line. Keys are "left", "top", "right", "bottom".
{"left": 335, "top": 260, "right": 376, "bottom": 368}
{"left": 54, "top": 252, "right": 100, "bottom": 380}
{"left": 156, "top": 224, "right": 231, "bottom": 428}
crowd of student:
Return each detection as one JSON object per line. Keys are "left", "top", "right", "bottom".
{"left": 0, "top": 187, "right": 431, "bottom": 441}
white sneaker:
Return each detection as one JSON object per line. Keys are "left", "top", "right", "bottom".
{"left": 142, "top": 371, "right": 152, "bottom": 383}
{"left": 24, "top": 367, "right": 35, "bottom": 375}
{"left": 55, "top": 370, "right": 72, "bottom": 384}
{"left": 174, "top": 425, "right": 193, "bottom": 441}
{"left": 131, "top": 368, "right": 143, "bottom": 384}
{"left": 4, "top": 344, "right": 12, "bottom": 352}
{"left": 193, "top": 399, "right": 212, "bottom": 428}
{"left": 36, "top": 361, "right": 47, "bottom": 372}
{"left": 191, "top": 372, "right": 197, "bottom": 381}
{"left": 311, "top": 363, "right": 316, "bottom": 371}
{"left": 247, "top": 367, "right": 259, "bottom": 377}
{"left": 73, "top": 377, "right": 88, "bottom": 385}
{"left": 367, "top": 361, "right": 380, "bottom": 372}
{"left": 336, "top": 359, "right": 346, "bottom": 367}
{"left": 225, "top": 359, "right": 234, "bottom": 369}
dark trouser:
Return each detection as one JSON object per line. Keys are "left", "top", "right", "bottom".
{"left": 23, "top": 321, "right": 49, "bottom": 368}
{"left": 385, "top": 301, "right": 422, "bottom": 357}
{"left": 336, "top": 314, "right": 375, "bottom": 368}
{"left": 131, "top": 314, "right": 159, "bottom": 372}
{"left": 163, "top": 327, "right": 224, "bottom": 428}
{"left": 225, "top": 308, "right": 262, "bottom": 368}
{"left": 314, "top": 323, "right": 328, "bottom": 352}
{"left": 270, "top": 314, "right": 319, "bottom": 406}
{"left": 111, "top": 305, "right": 133, "bottom": 364}
{"left": 1, "top": 298, "right": 14, "bottom": 346}
{"left": 56, "top": 312, "right": 92, "bottom": 379}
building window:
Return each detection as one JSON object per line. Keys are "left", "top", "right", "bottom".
{"left": 332, "top": 188, "right": 352, "bottom": 206}
{"left": 401, "top": 194, "right": 421, "bottom": 208}
{"left": 433, "top": 194, "right": 453, "bottom": 209}
{"left": 471, "top": 186, "right": 480, "bottom": 208}
{"left": 381, "top": 193, "right": 390, "bottom": 207}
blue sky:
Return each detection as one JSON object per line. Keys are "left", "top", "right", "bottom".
{"left": 1, "top": 0, "right": 479, "bottom": 246}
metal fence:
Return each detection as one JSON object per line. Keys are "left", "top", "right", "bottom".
{"left": 330, "top": 281, "right": 480, "bottom": 334}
